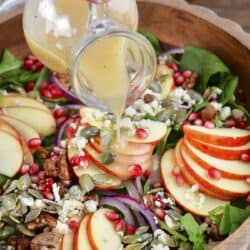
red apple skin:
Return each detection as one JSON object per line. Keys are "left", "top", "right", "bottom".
{"left": 183, "top": 138, "right": 250, "bottom": 180}
{"left": 173, "top": 142, "right": 234, "bottom": 200}
{"left": 86, "top": 213, "right": 97, "bottom": 250}
{"left": 89, "top": 140, "right": 102, "bottom": 154}
{"left": 186, "top": 136, "right": 250, "bottom": 160}
{"left": 180, "top": 145, "right": 248, "bottom": 199}
{"left": 183, "top": 125, "right": 250, "bottom": 147}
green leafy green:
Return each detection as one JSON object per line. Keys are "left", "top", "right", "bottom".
{"left": 34, "top": 67, "right": 50, "bottom": 91}
{"left": 192, "top": 102, "right": 211, "bottom": 112}
{"left": 143, "top": 113, "right": 159, "bottom": 121}
{"left": 99, "top": 152, "right": 115, "bottom": 165}
{"left": 228, "top": 101, "right": 250, "bottom": 123}
{"left": 180, "top": 45, "right": 230, "bottom": 93}
{"left": 180, "top": 213, "right": 204, "bottom": 250}
{"left": 143, "top": 179, "right": 151, "bottom": 194}
{"left": 0, "top": 175, "right": 9, "bottom": 187}
{"left": 42, "top": 133, "right": 56, "bottom": 150}
{"left": 139, "top": 30, "right": 162, "bottom": 55}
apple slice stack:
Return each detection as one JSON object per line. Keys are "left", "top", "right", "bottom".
{"left": 0, "top": 94, "right": 56, "bottom": 177}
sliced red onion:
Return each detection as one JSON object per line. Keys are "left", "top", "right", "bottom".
{"left": 61, "top": 104, "right": 83, "bottom": 110}
{"left": 104, "top": 193, "right": 158, "bottom": 231}
{"left": 54, "top": 118, "right": 69, "bottom": 147}
{"left": 134, "top": 211, "right": 146, "bottom": 226}
{"left": 123, "top": 180, "right": 140, "bottom": 201}
{"left": 100, "top": 197, "right": 134, "bottom": 225}
{"left": 135, "top": 177, "right": 143, "bottom": 196}
{"left": 50, "top": 73, "right": 84, "bottom": 105}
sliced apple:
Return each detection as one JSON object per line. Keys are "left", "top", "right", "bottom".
{"left": 186, "top": 135, "right": 250, "bottom": 160}
{"left": 67, "top": 141, "right": 122, "bottom": 190}
{"left": 128, "top": 120, "right": 167, "bottom": 145}
{"left": 0, "top": 114, "right": 40, "bottom": 142}
{"left": 0, "top": 94, "right": 50, "bottom": 112}
{"left": 156, "top": 64, "right": 175, "bottom": 99}
{"left": 183, "top": 138, "right": 250, "bottom": 180}
{"left": 174, "top": 140, "right": 235, "bottom": 201}
{"left": 180, "top": 143, "right": 250, "bottom": 198}
{"left": 87, "top": 208, "right": 122, "bottom": 250}
{"left": 183, "top": 125, "right": 250, "bottom": 147}
{"left": 85, "top": 144, "right": 151, "bottom": 180}
{"left": 161, "top": 149, "right": 228, "bottom": 217}
{"left": 2, "top": 106, "right": 56, "bottom": 137}
{"left": 74, "top": 214, "right": 92, "bottom": 250}
{"left": 62, "top": 231, "right": 74, "bottom": 250}
{"left": 0, "top": 130, "right": 23, "bottom": 177}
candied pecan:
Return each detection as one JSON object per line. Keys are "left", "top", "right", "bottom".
{"left": 57, "top": 156, "right": 70, "bottom": 181}
{"left": 182, "top": 72, "right": 198, "bottom": 89}
{"left": 36, "top": 146, "right": 50, "bottom": 159}
{"left": 31, "top": 232, "right": 62, "bottom": 250}
{"left": 7, "top": 235, "right": 17, "bottom": 247}
{"left": 17, "top": 237, "right": 31, "bottom": 250}
{"left": 57, "top": 182, "right": 67, "bottom": 197}
{"left": 44, "top": 159, "right": 58, "bottom": 178}
{"left": 54, "top": 73, "right": 70, "bottom": 88}
{"left": 143, "top": 194, "right": 155, "bottom": 211}
{"left": 201, "top": 106, "right": 217, "bottom": 121}
{"left": 144, "top": 94, "right": 155, "bottom": 103}
{"left": 26, "top": 213, "right": 57, "bottom": 230}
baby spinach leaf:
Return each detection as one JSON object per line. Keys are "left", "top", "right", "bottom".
{"left": 180, "top": 213, "right": 204, "bottom": 250}
{"left": 180, "top": 46, "right": 230, "bottom": 93}
{"left": 0, "top": 175, "right": 9, "bottom": 187}
{"left": 18, "top": 70, "right": 40, "bottom": 83}
{"left": 0, "top": 49, "right": 23, "bottom": 75}
{"left": 34, "top": 67, "right": 50, "bottom": 91}
{"left": 139, "top": 30, "right": 162, "bottom": 55}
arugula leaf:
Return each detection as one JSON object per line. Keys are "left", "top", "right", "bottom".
{"left": 192, "top": 102, "right": 211, "bottom": 112}
{"left": 0, "top": 49, "right": 23, "bottom": 75}
{"left": 143, "top": 179, "right": 151, "bottom": 194}
{"left": 180, "top": 213, "right": 205, "bottom": 250}
{"left": 143, "top": 113, "right": 159, "bottom": 121}
{"left": 42, "top": 133, "right": 56, "bottom": 150}
{"left": 139, "top": 30, "right": 162, "bottom": 55}
{"left": 34, "top": 67, "right": 50, "bottom": 91}
{"left": 0, "top": 174, "right": 9, "bottom": 187}
{"left": 209, "top": 206, "right": 225, "bottom": 226}
{"left": 19, "top": 70, "right": 40, "bottom": 83}
{"left": 180, "top": 46, "right": 230, "bottom": 93}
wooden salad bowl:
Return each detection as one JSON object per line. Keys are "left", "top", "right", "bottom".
{"left": 0, "top": 0, "right": 249, "bottom": 249}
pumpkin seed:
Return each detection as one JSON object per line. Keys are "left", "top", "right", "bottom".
{"left": 135, "top": 226, "right": 149, "bottom": 235}
{"left": 16, "top": 224, "right": 35, "bottom": 237}
{"left": 0, "top": 226, "right": 16, "bottom": 240}
{"left": 122, "top": 234, "right": 141, "bottom": 244}
{"left": 80, "top": 126, "right": 100, "bottom": 139}
{"left": 25, "top": 208, "right": 41, "bottom": 223}
{"left": 79, "top": 175, "right": 95, "bottom": 193}
{"left": 2, "top": 179, "right": 12, "bottom": 191}
{"left": 124, "top": 243, "right": 144, "bottom": 250}
{"left": 175, "top": 110, "right": 188, "bottom": 124}
{"left": 0, "top": 223, "right": 4, "bottom": 230}
{"left": 28, "top": 188, "right": 43, "bottom": 199}
{"left": 8, "top": 214, "right": 21, "bottom": 224}
{"left": 3, "top": 196, "right": 16, "bottom": 211}
{"left": 17, "top": 174, "right": 31, "bottom": 191}
{"left": 99, "top": 152, "right": 115, "bottom": 165}
{"left": 4, "top": 180, "right": 18, "bottom": 194}
{"left": 92, "top": 174, "right": 112, "bottom": 186}
{"left": 139, "top": 233, "right": 153, "bottom": 243}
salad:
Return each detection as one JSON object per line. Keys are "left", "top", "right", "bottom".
{"left": 0, "top": 31, "right": 249, "bottom": 250}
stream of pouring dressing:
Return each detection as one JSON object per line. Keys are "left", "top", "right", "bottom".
{"left": 23, "top": 0, "right": 136, "bottom": 142}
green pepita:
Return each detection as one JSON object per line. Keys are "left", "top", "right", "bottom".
{"left": 0, "top": 226, "right": 16, "bottom": 240}
{"left": 80, "top": 126, "right": 100, "bottom": 139}
{"left": 0, "top": 223, "right": 4, "bottom": 230}
{"left": 122, "top": 234, "right": 141, "bottom": 244}
{"left": 9, "top": 214, "right": 21, "bottom": 224}
{"left": 135, "top": 226, "right": 149, "bottom": 235}
{"left": 99, "top": 152, "right": 115, "bottom": 165}
{"left": 92, "top": 174, "right": 112, "bottom": 186}
{"left": 79, "top": 175, "right": 95, "bottom": 193}
{"left": 17, "top": 174, "right": 31, "bottom": 191}
{"left": 3, "top": 196, "right": 16, "bottom": 211}
{"left": 68, "top": 185, "right": 83, "bottom": 200}
{"left": 124, "top": 243, "right": 143, "bottom": 250}
{"left": 25, "top": 208, "right": 41, "bottom": 223}
{"left": 28, "top": 188, "right": 43, "bottom": 199}
{"left": 16, "top": 224, "right": 35, "bottom": 237}
{"left": 4, "top": 180, "right": 18, "bottom": 194}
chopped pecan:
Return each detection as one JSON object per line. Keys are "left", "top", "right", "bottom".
{"left": 36, "top": 146, "right": 50, "bottom": 159}
{"left": 201, "top": 106, "right": 217, "bottom": 121}
{"left": 17, "top": 237, "right": 31, "bottom": 250}
{"left": 143, "top": 194, "right": 155, "bottom": 211}
{"left": 57, "top": 156, "right": 70, "bottom": 181}
{"left": 31, "top": 232, "right": 62, "bottom": 250}
{"left": 84, "top": 193, "right": 99, "bottom": 203}
{"left": 26, "top": 213, "right": 57, "bottom": 230}
{"left": 7, "top": 235, "right": 17, "bottom": 247}
{"left": 182, "top": 72, "right": 198, "bottom": 89}
{"left": 144, "top": 94, "right": 155, "bottom": 103}
{"left": 57, "top": 182, "right": 67, "bottom": 197}
{"left": 44, "top": 159, "right": 58, "bottom": 178}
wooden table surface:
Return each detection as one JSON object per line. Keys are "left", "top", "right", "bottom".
{"left": 188, "top": 0, "right": 250, "bottom": 32}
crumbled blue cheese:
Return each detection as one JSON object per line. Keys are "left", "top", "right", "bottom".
{"left": 210, "top": 101, "right": 222, "bottom": 111}
{"left": 55, "top": 221, "right": 69, "bottom": 234}
{"left": 20, "top": 196, "right": 34, "bottom": 207}
{"left": 33, "top": 199, "right": 45, "bottom": 209}
{"left": 198, "top": 193, "right": 206, "bottom": 209}
{"left": 52, "top": 183, "right": 61, "bottom": 202}
{"left": 164, "top": 214, "right": 175, "bottom": 228}
{"left": 170, "top": 87, "right": 196, "bottom": 109}
{"left": 151, "top": 243, "right": 169, "bottom": 250}
{"left": 125, "top": 106, "right": 137, "bottom": 117}
{"left": 184, "top": 184, "right": 200, "bottom": 201}
{"left": 103, "top": 119, "right": 112, "bottom": 128}
{"left": 220, "top": 106, "right": 231, "bottom": 120}
{"left": 203, "top": 87, "right": 222, "bottom": 100}
{"left": 120, "top": 117, "right": 133, "bottom": 130}
{"left": 84, "top": 200, "right": 98, "bottom": 213}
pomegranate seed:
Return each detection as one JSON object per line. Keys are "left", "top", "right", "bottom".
{"left": 38, "top": 171, "right": 45, "bottom": 180}
{"left": 70, "top": 155, "right": 80, "bottom": 167}
{"left": 241, "top": 153, "right": 250, "bottom": 162}
{"left": 224, "top": 118, "right": 236, "bottom": 128}
{"left": 38, "top": 184, "right": 46, "bottom": 191}
{"left": 247, "top": 194, "right": 250, "bottom": 205}
{"left": 53, "top": 108, "right": 64, "bottom": 118}
{"left": 31, "top": 64, "right": 38, "bottom": 72}
{"left": 27, "top": 54, "right": 37, "bottom": 62}
{"left": 29, "top": 163, "right": 40, "bottom": 175}
{"left": 105, "top": 211, "right": 120, "bottom": 221}
{"left": 47, "top": 83, "right": 54, "bottom": 91}
{"left": 172, "top": 166, "right": 181, "bottom": 176}
{"left": 28, "top": 138, "right": 41, "bottom": 149}
{"left": 125, "top": 224, "right": 136, "bottom": 235}
{"left": 51, "top": 87, "right": 64, "bottom": 99}
{"left": 20, "top": 164, "right": 31, "bottom": 175}
{"left": 193, "top": 119, "right": 203, "bottom": 126}
{"left": 174, "top": 72, "right": 181, "bottom": 78}
{"left": 136, "top": 128, "right": 148, "bottom": 139}
{"left": 175, "top": 75, "right": 184, "bottom": 86}
{"left": 188, "top": 112, "right": 200, "bottom": 121}
{"left": 68, "top": 220, "right": 80, "bottom": 231}
{"left": 35, "top": 62, "right": 44, "bottom": 71}
{"left": 50, "top": 154, "right": 59, "bottom": 161}
{"left": 45, "top": 178, "right": 54, "bottom": 189}
{"left": 66, "top": 126, "right": 75, "bottom": 138}
{"left": 155, "top": 208, "right": 165, "bottom": 220}
{"left": 39, "top": 82, "right": 48, "bottom": 90}
{"left": 246, "top": 177, "right": 250, "bottom": 185}
{"left": 114, "top": 219, "right": 126, "bottom": 232}
{"left": 41, "top": 88, "right": 52, "bottom": 98}
{"left": 25, "top": 81, "right": 35, "bottom": 92}
{"left": 182, "top": 70, "right": 192, "bottom": 78}
{"left": 168, "top": 62, "right": 178, "bottom": 72}
{"left": 208, "top": 167, "right": 221, "bottom": 180}
{"left": 175, "top": 174, "right": 184, "bottom": 186}
{"left": 79, "top": 156, "right": 89, "bottom": 169}
{"left": 43, "top": 191, "right": 54, "bottom": 200}
{"left": 31, "top": 175, "right": 40, "bottom": 184}
{"left": 204, "top": 120, "right": 215, "bottom": 129}
{"left": 23, "top": 59, "right": 33, "bottom": 70}
{"left": 128, "top": 164, "right": 142, "bottom": 176}
{"left": 235, "top": 120, "right": 247, "bottom": 129}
